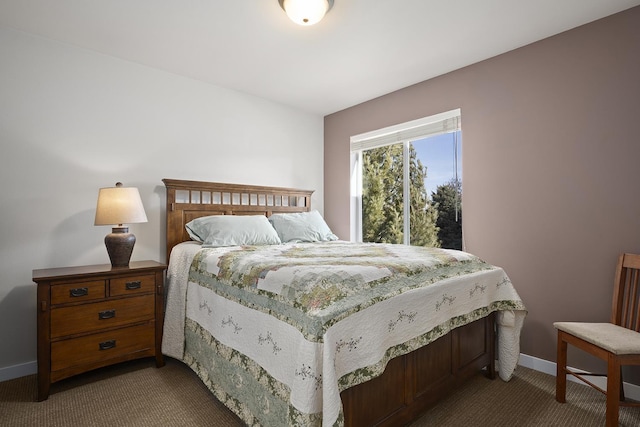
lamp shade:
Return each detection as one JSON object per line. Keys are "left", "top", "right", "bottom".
{"left": 280, "top": 0, "right": 332, "bottom": 26}
{"left": 94, "top": 183, "right": 148, "bottom": 226}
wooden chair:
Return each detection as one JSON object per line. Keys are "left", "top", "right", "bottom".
{"left": 554, "top": 253, "right": 640, "bottom": 427}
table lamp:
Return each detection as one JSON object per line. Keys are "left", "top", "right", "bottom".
{"left": 94, "top": 182, "right": 148, "bottom": 267}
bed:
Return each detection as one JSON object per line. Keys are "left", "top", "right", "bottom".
{"left": 160, "top": 178, "right": 526, "bottom": 426}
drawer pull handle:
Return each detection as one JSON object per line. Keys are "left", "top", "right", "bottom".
{"left": 125, "top": 281, "right": 142, "bottom": 290}
{"left": 98, "top": 309, "right": 116, "bottom": 320}
{"left": 70, "top": 287, "right": 89, "bottom": 297}
{"left": 99, "top": 340, "right": 116, "bottom": 350}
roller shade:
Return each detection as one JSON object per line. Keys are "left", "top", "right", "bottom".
{"left": 350, "top": 109, "right": 461, "bottom": 152}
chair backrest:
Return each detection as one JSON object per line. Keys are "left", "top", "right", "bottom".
{"left": 611, "top": 253, "right": 640, "bottom": 331}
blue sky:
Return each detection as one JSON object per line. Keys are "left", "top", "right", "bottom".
{"left": 412, "top": 131, "right": 462, "bottom": 198}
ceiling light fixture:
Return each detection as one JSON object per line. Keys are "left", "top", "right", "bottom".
{"left": 278, "top": 0, "right": 334, "bottom": 26}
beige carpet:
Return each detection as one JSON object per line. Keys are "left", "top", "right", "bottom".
{"left": 1, "top": 358, "right": 639, "bottom": 426}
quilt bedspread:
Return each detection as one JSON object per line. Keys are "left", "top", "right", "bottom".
{"left": 163, "top": 242, "right": 526, "bottom": 426}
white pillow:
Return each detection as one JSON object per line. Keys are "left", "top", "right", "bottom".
{"left": 268, "top": 210, "right": 338, "bottom": 243}
{"left": 185, "top": 215, "right": 281, "bottom": 247}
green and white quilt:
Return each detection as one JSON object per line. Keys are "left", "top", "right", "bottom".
{"left": 162, "top": 241, "right": 526, "bottom": 426}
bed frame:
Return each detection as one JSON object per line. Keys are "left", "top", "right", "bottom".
{"left": 162, "top": 178, "right": 496, "bottom": 427}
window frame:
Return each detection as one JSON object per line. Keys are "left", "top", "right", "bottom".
{"left": 350, "top": 109, "right": 461, "bottom": 243}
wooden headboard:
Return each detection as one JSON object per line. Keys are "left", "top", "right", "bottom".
{"left": 162, "top": 179, "right": 314, "bottom": 262}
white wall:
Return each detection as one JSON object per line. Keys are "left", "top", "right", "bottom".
{"left": 0, "top": 26, "right": 324, "bottom": 377}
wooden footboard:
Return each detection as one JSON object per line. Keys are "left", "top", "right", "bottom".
{"left": 341, "top": 313, "right": 495, "bottom": 426}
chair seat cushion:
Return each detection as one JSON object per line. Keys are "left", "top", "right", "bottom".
{"left": 554, "top": 322, "right": 640, "bottom": 355}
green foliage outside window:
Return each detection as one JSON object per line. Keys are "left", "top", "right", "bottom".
{"left": 362, "top": 144, "right": 461, "bottom": 249}
{"left": 432, "top": 178, "right": 462, "bottom": 250}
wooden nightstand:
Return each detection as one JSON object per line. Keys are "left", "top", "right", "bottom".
{"left": 33, "top": 260, "right": 166, "bottom": 401}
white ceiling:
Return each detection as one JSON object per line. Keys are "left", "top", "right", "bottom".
{"left": 1, "top": 0, "right": 638, "bottom": 116}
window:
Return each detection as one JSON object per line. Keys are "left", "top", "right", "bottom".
{"left": 350, "top": 109, "right": 462, "bottom": 249}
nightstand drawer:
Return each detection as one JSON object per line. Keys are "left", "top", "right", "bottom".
{"left": 51, "top": 294, "right": 155, "bottom": 338}
{"left": 51, "top": 322, "right": 155, "bottom": 372}
{"left": 51, "top": 280, "right": 106, "bottom": 305}
{"left": 110, "top": 273, "right": 155, "bottom": 297}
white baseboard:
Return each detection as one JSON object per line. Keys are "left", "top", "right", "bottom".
{"left": 0, "top": 360, "right": 37, "bottom": 383}
{"left": 518, "top": 353, "right": 640, "bottom": 401}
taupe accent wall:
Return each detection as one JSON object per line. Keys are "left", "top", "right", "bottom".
{"left": 324, "top": 6, "right": 640, "bottom": 375}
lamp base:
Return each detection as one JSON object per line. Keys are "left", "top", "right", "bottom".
{"left": 104, "top": 226, "right": 136, "bottom": 268}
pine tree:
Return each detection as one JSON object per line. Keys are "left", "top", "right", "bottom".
{"left": 362, "top": 144, "right": 440, "bottom": 246}
{"left": 362, "top": 144, "right": 402, "bottom": 243}
{"left": 432, "top": 178, "right": 462, "bottom": 250}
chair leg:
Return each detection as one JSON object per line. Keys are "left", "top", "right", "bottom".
{"left": 556, "top": 332, "right": 567, "bottom": 403}
{"left": 619, "top": 367, "right": 625, "bottom": 402}
{"left": 606, "top": 356, "right": 621, "bottom": 427}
